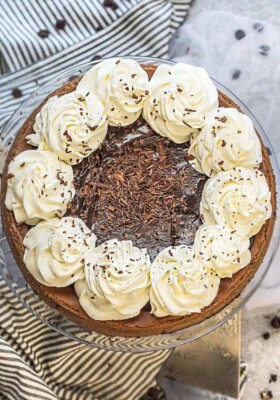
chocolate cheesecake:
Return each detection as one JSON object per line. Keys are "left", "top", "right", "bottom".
{"left": 1, "top": 63, "right": 276, "bottom": 337}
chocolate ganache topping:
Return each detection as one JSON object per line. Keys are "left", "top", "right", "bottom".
{"left": 68, "top": 116, "right": 206, "bottom": 259}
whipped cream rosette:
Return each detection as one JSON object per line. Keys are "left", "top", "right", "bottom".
{"left": 194, "top": 224, "right": 251, "bottom": 278}
{"left": 200, "top": 167, "right": 272, "bottom": 237}
{"left": 27, "top": 91, "right": 108, "bottom": 165}
{"left": 5, "top": 150, "right": 75, "bottom": 225}
{"left": 77, "top": 58, "right": 149, "bottom": 126}
{"left": 150, "top": 245, "right": 220, "bottom": 317}
{"left": 143, "top": 63, "right": 218, "bottom": 143}
{"left": 75, "top": 239, "right": 151, "bottom": 321}
{"left": 188, "top": 107, "right": 262, "bottom": 177}
{"left": 23, "top": 217, "right": 96, "bottom": 287}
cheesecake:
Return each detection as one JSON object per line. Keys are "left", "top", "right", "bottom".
{"left": 1, "top": 59, "right": 276, "bottom": 337}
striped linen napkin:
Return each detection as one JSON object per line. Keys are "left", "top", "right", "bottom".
{"left": 0, "top": 0, "right": 192, "bottom": 135}
{"left": 0, "top": 1, "right": 193, "bottom": 399}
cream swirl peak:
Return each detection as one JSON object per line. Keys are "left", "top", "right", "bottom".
{"left": 194, "top": 224, "right": 251, "bottom": 278}
{"left": 75, "top": 239, "right": 151, "bottom": 321}
{"left": 27, "top": 91, "right": 108, "bottom": 165}
{"left": 23, "top": 217, "right": 96, "bottom": 287}
{"left": 150, "top": 246, "right": 220, "bottom": 317}
{"left": 143, "top": 63, "right": 218, "bottom": 143}
{"left": 201, "top": 167, "right": 272, "bottom": 238}
{"left": 5, "top": 150, "right": 75, "bottom": 225}
{"left": 188, "top": 107, "right": 262, "bottom": 177}
{"left": 77, "top": 58, "right": 149, "bottom": 126}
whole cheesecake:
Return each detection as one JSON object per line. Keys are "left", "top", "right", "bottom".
{"left": 1, "top": 62, "right": 276, "bottom": 337}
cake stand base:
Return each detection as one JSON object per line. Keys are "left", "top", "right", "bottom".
{"left": 158, "top": 313, "right": 245, "bottom": 399}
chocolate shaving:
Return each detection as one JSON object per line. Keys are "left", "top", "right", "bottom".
{"left": 87, "top": 125, "right": 98, "bottom": 131}
{"left": 68, "top": 117, "right": 205, "bottom": 258}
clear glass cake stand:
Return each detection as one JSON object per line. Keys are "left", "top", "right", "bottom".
{"left": 0, "top": 57, "right": 279, "bottom": 353}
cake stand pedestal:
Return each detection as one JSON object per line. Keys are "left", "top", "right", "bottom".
{"left": 158, "top": 313, "right": 244, "bottom": 399}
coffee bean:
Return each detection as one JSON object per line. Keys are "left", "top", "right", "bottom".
{"left": 56, "top": 19, "right": 66, "bottom": 30}
{"left": 235, "top": 29, "right": 246, "bottom": 40}
{"left": 253, "top": 22, "right": 264, "bottom": 32}
{"left": 12, "top": 88, "right": 22, "bottom": 98}
{"left": 38, "top": 29, "right": 49, "bottom": 38}
{"left": 146, "top": 387, "right": 163, "bottom": 400}
{"left": 104, "top": 0, "right": 118, "bottom": 10}
{"left": 232, "top": 69, "right": 241, "bottom": 80}
{"left": 259, "top": 45, "right": 270, "bottom": 56}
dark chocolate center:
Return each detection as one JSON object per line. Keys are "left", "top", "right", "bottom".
{"left": 68, "top": 117, "right": 206, "bottom": 259}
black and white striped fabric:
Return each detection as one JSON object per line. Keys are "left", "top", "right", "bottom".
{"left": 0, "top": 1, "right": 193, "bottom": 399}
{"left": 0, "top": 0, "right": 192, "bottom": 136}
{"left": 0, "top": 281, "right": 171, "bottom": 400}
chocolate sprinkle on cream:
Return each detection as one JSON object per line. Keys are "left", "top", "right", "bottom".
{"left": 262, "top": 332, "right": 270, "bottom": 340}
{"left": 269, "top": 374, "right": 277, "bottom": 383}
{"left": 260, "top": 390, "right": 273, "bottom": 399}
{"left": 271, "top": 316, "right": 280, "bottom": 329}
